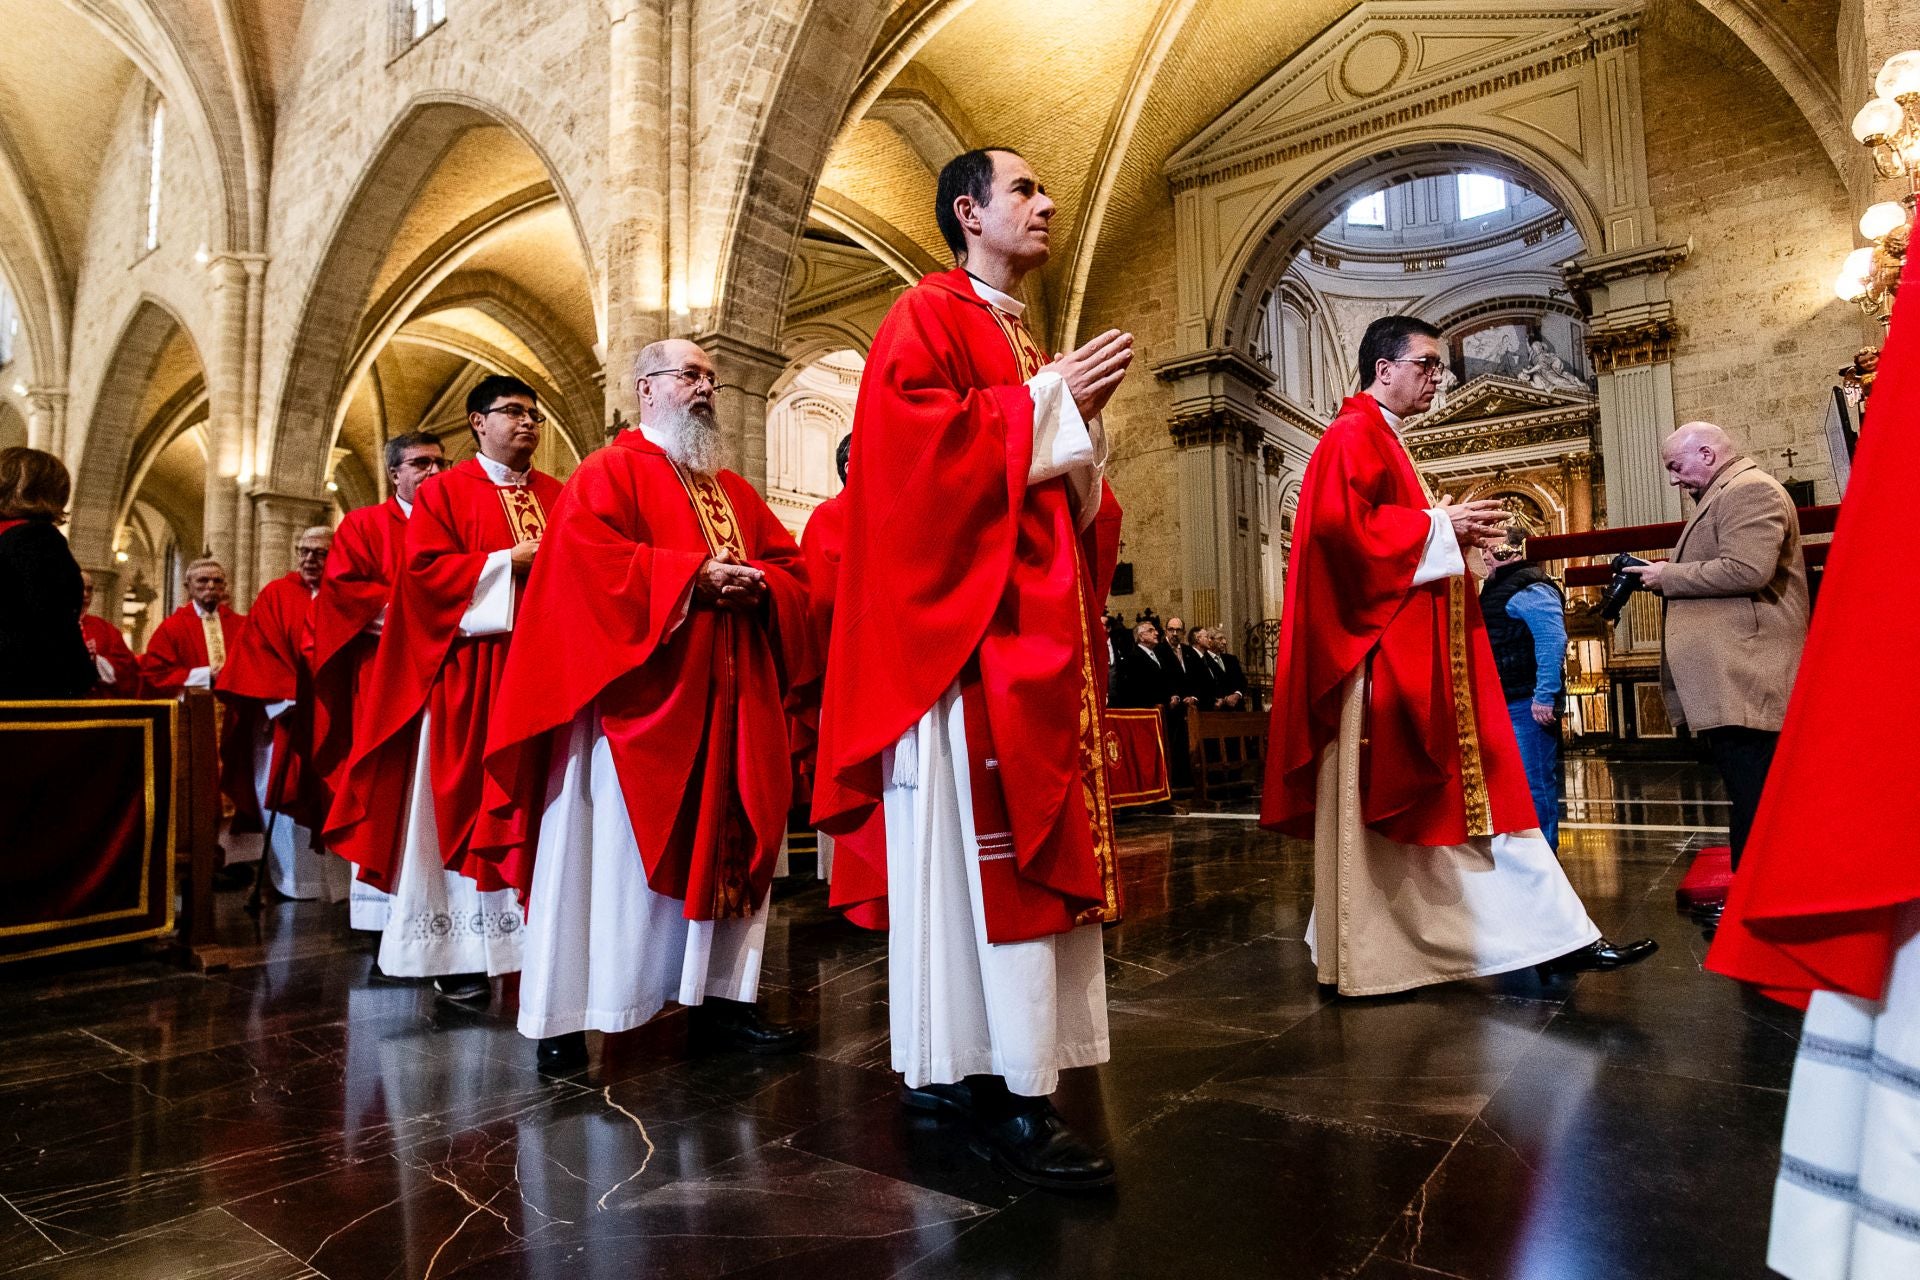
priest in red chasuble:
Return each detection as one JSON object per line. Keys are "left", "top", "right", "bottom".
{"left": 482, "top": 338, "right": 810, "bottom": 1073}
{"left": 790, "top": 432, "right": 853, "bottom": 884}
{"left": 79, "top": 571, "right": 140, "bottom": 697}
{"left": 141, "top": 556, "right": 262, "bottom": 880}
{"left": 814, "top": 149, "right": 1128, "bottom": 1191}
{"left": 323, "top": 376, "right": 559, "bottom": 1005}
{"left": 1261, "top": 315, "right": 1653, "bottom": 996}
{"left": 215, "top": 526, "right": 348, "bottom": 903}
{"left": 310, "top": 431, "right": 445, "bottom": 932}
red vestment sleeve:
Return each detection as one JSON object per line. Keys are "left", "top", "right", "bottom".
{"left": 1707, "top": 262, "right": 1920, "bottom": 1006}
{"left": 83, "top": 616, "right": 142, "bottom": 697}
{"left": 217, "top": 576, "right": 306, "bottom": 704}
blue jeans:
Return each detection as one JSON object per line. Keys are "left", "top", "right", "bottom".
{"left": 1506, "top": 698, "right": 1560, "bottom": 850}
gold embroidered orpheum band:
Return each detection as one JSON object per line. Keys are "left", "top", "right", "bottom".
{"left": 496, "top": 485, "right": 549, "bottom": 543}
{"left": 987, "top": 301, "right": 1120, "bottom": 922}
{"left": 670, "top": 462, "right": 754, "bottom": 920}
{"left": 200, "top": 613, "right": 226, "bottom": 671}
{"left": 1387, "top": 428, "right": 1491, "bottom": 837}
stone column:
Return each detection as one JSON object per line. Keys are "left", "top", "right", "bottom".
{"left": 25, "top": 387, "right": 67, "bottom": 457}
{"left": 1563, "top": 452, "right": 1594, "bottom": 533}
{"left": 202, "top": 257, "right": 249, "bottom": 594}
{"left": 602, "top": 0, "right": 670, "bottom": 430}
{"left": 696, "top": 330, "right": 787, "bottom": 495}
{"left": 250, "top": 492, "right": 329, "bottom": 595}
{"left": 82, "top": 563, "right": 122, "bottom": 622}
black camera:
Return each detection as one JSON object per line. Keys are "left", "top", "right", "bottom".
{"left": 1598, "top": 553, "right": 1650, "bottom": 622}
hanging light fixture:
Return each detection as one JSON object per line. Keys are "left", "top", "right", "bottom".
{"left": 1833, "top": 51, "right": 1920, "bottom": 338}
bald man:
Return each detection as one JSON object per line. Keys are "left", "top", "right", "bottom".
{"left": 1628, "top": 423, "right": 1809, "bottom": 873}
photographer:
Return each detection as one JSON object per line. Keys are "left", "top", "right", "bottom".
{"left": 1482, "top": 529, "right": 1567, "bottom": 849}
{"left": 1626, "top": 423, "right": 1809, "bottom": 871}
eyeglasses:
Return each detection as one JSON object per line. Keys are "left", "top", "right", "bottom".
{"left": 643, "top": 368, "right": 719, "bottom": 389}
{"left": 394, "top": 456, "right": 448, "bottom": 473}
{"left": 295, "top": 547, "right": 328, "bottom": 558}
{"left": 1388, "top": 356, "right": 1449, "bottom": 379}
{"left": 485, "top": 404, "right": 547, "bottom": 424}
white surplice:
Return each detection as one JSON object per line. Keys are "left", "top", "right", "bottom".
{"left": 376, "top": 453, "right": 528, "bottom": 980}
{"left": 1769, "top": 902, "right": 1920, "bottom": 1280}
{"left": 882, "top": 274, "right": 1110, "bottom": 1099}
{"left": 1305, "top": 399, "right": 1599, "bottom": 996}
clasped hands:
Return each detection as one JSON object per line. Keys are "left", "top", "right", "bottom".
{"left": 1043, "top": 329, "right": 1134, "bottom": 421}
{"left": 1438, "top": 494, "right": 1510, "bottom": 550}
{"left": 694, "top": 549, "right": 766, "bottom": 612}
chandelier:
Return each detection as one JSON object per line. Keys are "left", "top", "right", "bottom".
{"left": 1834, "top": 51, "right": 1920, "bottom": 319}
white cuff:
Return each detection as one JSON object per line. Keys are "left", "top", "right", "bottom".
{"left": 1027, "top": 370, "right": 1107, "bottom": 529}
{"left": 94, "top": 655, "right": 117, "bottom": 683}
{"left": 364, "top": 604, "right": 387, "bottom": 635}
{"left": 458, "top": 549, "right": 517, "bottom": 637}
{"left": 186, "top": 666, "right": 213, "bottom": 689}
{"left": 265, "top": 699, "right": 295, "bottom": 720}
{"left": 1411, "top": 508, "right": 1466, "bottom": 587}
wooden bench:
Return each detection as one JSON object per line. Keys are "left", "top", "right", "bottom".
{"left": 1183, "top": 708, "right": 1268, "bottom": 808}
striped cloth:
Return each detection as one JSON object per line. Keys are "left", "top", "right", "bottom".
{"left": 1771, "top": 902, "right": 1920, "bottom": 1279}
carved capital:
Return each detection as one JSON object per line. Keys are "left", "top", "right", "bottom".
{"left": 1169, "top": 408, "right": 1261, "bottom": 451}
{"left": 1565, "top": 452, "right": 1594, "bottom": 479}
{"left": 1261, "top": 443, "right": 1283, "bottom": 476}
{"left": 1586, "top": 317, "right": 1680, "bottom": 372}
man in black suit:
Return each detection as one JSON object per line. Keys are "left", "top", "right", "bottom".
{"left": 1192, "top": 627, "right": 1253, "bottom": 711}
{"left": 1115, "top": 621, "right": 1196, "bottom": 784}
{"left": 1156, "top": 616, "right": 1204, "bottom": 702}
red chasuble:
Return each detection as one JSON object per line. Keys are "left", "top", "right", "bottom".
{"left": 481, "top": 431, "right": 812, "bottom": 918}
{"left": 140, "top": 602, "right": 261, "bottom": 830}
{"left": 310, "top": 499, "right": 408, "bottom": 791}
{"left": 1259, "top": 394, "right": 1535, "bottom": 846}
{"left": 813, "top": 268, "right": 1125, "bottom": 943}
{"left": 787, "top": 491, "right": 849, "bottom": 809}
{"left": 217, "top": 573, "right": 326, "bottom": 829}
{"left": 81, "top": 614, "right": 141, "bottom": 698}
{"left": 1707, "top": 263, "right": 1920, "bottom": 1008}
{"left": 323, "top": 460, "right": 562, "bottom": 891}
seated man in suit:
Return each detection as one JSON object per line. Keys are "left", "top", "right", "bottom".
{"left": 1192, "top": 627, "right": 1252, "bottom": 711}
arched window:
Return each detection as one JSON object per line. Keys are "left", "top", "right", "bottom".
{"left": 143, "top": 97, "right": 166, "bottom": 253}
{"left": 395, "top": 0, "right": 447, "bottom": 52}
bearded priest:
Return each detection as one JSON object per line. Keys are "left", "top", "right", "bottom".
{"left": 815, "top": 148, "right": 1129, "bottom": 1192}
{"left": 323, "top": 376, "right": 561, "bottom": 1005}
{"left": 310, "top": 433, "right": 445, "bottom": 933}
{"left": 217, "top": 525, "right": 349, "bottom": 903}
{"left": 1261, "top": 315, "right": 1654, "bottom": 996}
{"left": 482, "top": 339, "right": 811, "bottom": 1073}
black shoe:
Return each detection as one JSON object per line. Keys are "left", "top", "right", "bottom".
{"left": 211, "top": 864, "right": 254, "bottom": 891}
{"left": 536, "top": 1031, "right": 589, "bottom": 1073}
{"left": 1688, "top": 900, "right": 1726, "bottom": 926}
{"left": 686, "top": 999, "right": 805, "bottom": 1055}
{"left": 367, "top": 960, "right": 414, "bottom": 985}
{"left": 433, "top": 973, "right": 492, "bottom": 1007}
{"left": 1538, "top": 938, "right": 1659, "bottom": 976}
{"left": 972, "top": 1103, "right": 1116, "bottom": 1192}
{"left": 902, "top": 1081, "right": 973, "bottom": 1120}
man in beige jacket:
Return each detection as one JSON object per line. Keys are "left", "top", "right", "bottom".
{"left": 1627, "top": 423, "right": 1809, "bottom": 870}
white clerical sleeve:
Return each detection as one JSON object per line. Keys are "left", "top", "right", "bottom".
{"left": 458, "top": 549, "right": 517, "bottom": 637}
{"left": 265, "top": 700, "right": 295, "bottom": 720}
{"left": 364, "top": 604, "right": 387, "bottom": 635}
{"left": 1026, "top": 369, "right": 1108, "bottom": 530}
{"left": 94, "top": 655, "right": 117, "bottom": 684}
{"left": 1410, "top": 508, "right": 1465, "bottom": 587}
{"left": 185, "top": 666, "right": 212, "bottom": 688}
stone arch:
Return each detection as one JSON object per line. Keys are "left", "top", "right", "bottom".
{"left": 68, "top": 295, "right": 209, "bottom": 574}
{"left": 1215, "top": 135, "right": 1603, "bottom": 355}
{"left": 1461, "top": 476, "right": 1566, "bottom": 535}
{"left": 266, "top": 94, "right": 601, "bottom": 499}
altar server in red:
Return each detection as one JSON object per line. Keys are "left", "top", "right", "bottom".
{"left": 1261, "top": 314, "right": 1652, "bottom": 995}
{"left": 79, "top": 571, "right": 140, "bottom": 697}
{"left": 324, "top": 376, "right": 559, "bottom": 1005}
{"left": 310, "top": 433, "right": 445, "bottom": 932}
{"left": 1706, "top": 261, "right": 1920, "bottom": 1280}
{"left": 814, "top": 148, "right": 1128, "bottom": 1191}
{"left": 217, "top": 526, "right": 347, "bottom": 902}
{"left": 483, "top": 338, "right": 810, "bottom": 1073}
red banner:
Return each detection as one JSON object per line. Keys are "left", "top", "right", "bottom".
{"left": 1104, "top": 707, "right": 1171, "bottom": 808}
{"left": 0, "top": 700, "right": 176, "bottom": 962}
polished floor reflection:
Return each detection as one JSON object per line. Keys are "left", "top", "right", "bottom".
{"left": 0, "top": 754, "right": 1794, "bottom": 1279}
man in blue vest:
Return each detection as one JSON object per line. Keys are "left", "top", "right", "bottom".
{"left": 1481, "top": 529, "right": 1568, "bottom": 849}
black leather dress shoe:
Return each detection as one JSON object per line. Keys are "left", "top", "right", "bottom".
{"left": 537, "top": 1031, "right": 589, "bottom": 1073}
{"left": 687, "top": 999, "right": 805, "bottom": 1055}
{"left": 433, "top": 973, "right": 492, "bottom": 1006}
{"left": 901, "top": 1081, "right": 973, "bottom": 1119}
{"left": 1688, "top": 900, "right": 1726, "bottom": 926}
{"left": 1538, "top": 937, "right": 1659, "bottom": 975}
{"left": 972, "top": 1104, "right": 1116, "bottom": 1192}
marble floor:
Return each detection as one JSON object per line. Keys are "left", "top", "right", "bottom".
{"left": 0, "top": 754, "right": 1798, "bottom": 1279}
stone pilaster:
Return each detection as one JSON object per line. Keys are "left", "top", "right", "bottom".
{"left": 250, "top": 491, "right": 330, "bottom": 596}
{"left": 25, "top": 387, "right": 67, "bottom": 457}
{"left": 694, "top": 330, "right": 788, "bottom": 496}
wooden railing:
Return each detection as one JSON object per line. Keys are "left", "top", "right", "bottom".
{"left": 1527, "top": 506, "right": 1840, "bottom": 586}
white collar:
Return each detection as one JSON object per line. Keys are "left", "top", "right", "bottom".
{"left": 635, "top": 421, "right": 670, "bottom": 452}
{"left": 195, "top": 603, "right": 219, "bottom": 619}
{"left": 1137, "top": 643, "right": 1159, "bottom": 661}
{"left": 967, "top": 273, "right": 1025, "bottom": 318}
{"left": 474, "top": 451, "right": 530, "bottom": 486}
{"left": 1367, "top": 392, "right": 1404, "bottom": 433}
{"left": 396, "top": 494, "right": 414, "bottom": 518}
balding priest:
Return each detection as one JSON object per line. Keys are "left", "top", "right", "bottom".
{"left": 217, "top": 525, "right": 348, "bottom": 903}
{"left": 483, "top": 338, "right": 810, "bottom": 1073}
{"left": 1261, "top": 314, "right": 1654, "bottom": 996}
{"left": 324, "top": 376, "right": 560, "bottom": 1005}
{"left": 311, "top": 432, "right": 445, "bottom": 933}
{"left": 141, "top": 556, "right": 261, "bottom": 885}
{"left": 815, "top": 147, "right": 1130, "bottom": 1191}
